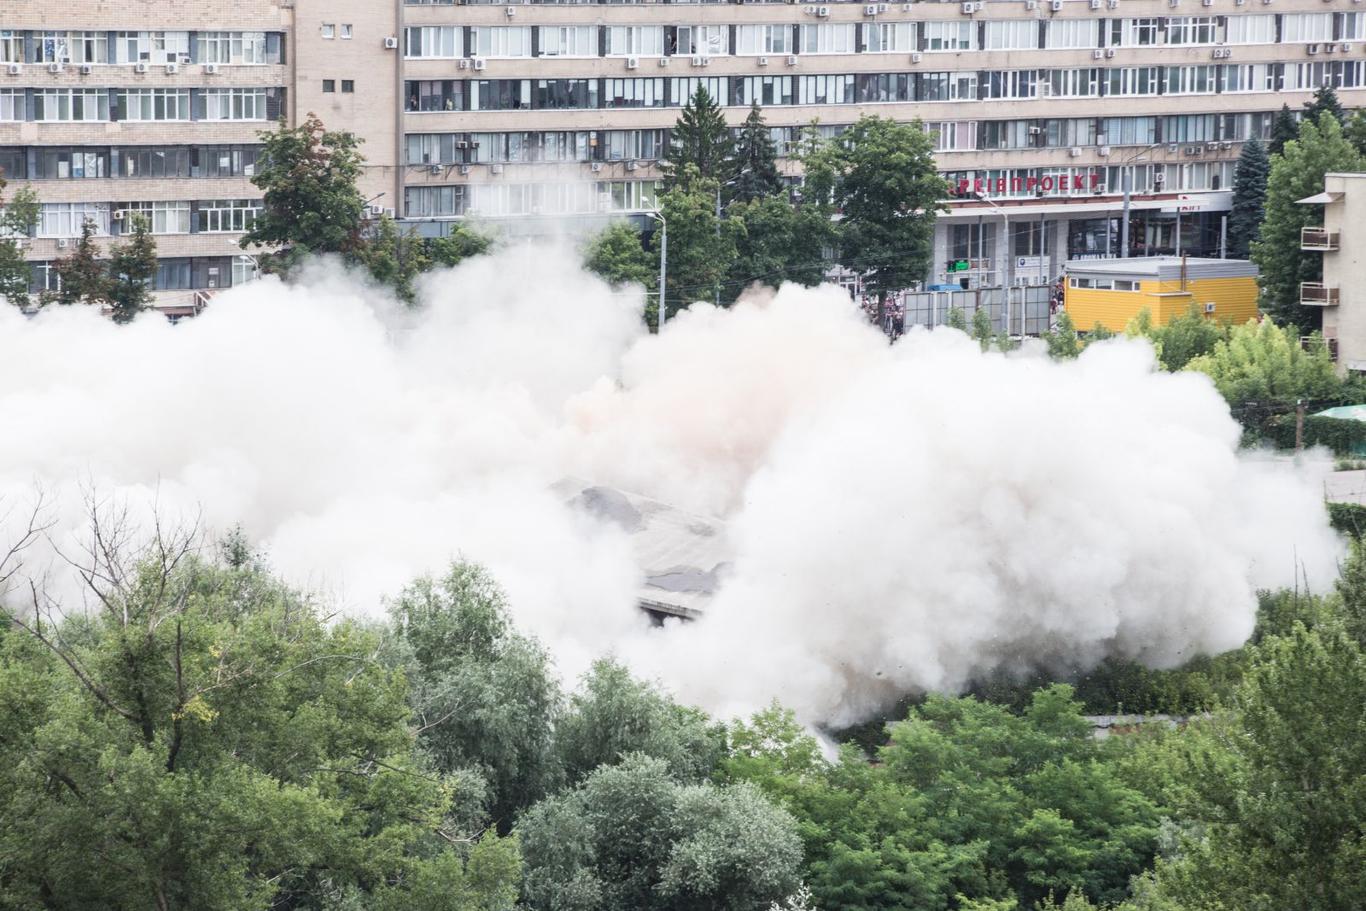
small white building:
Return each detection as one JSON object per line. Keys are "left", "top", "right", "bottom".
{"left": 1297, "top": 173, "right": 1366, "bottom": 374}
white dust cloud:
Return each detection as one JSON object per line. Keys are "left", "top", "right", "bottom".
{"left": 0, "top": 241, "right": 1344, "bottom": 724}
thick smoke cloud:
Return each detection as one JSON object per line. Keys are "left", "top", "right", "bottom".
{"left": 0, "top": 242, "right": 1343, "bottom": 724}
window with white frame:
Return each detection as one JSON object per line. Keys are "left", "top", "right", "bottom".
{"left": 799, "top": 23, "right": 856, "bottom": 54}
{"left": 405, "top": 26, "right": 461, "bottom": 58}
{"left": 233, "top": 256, "right": 260, "bottom": 286}
{"left": 983, "top": 70, "right": 1039, "bottom": 99}
{"left": 595, "top": 180, "right": 661, "bottom": 214}
{"left": 1224, "top": 15, "right": 1275, "bottom": 44}
{"left": 196, "top": 199, "right": 262, "bottom": 233}
{"left": 1222, "top": 63, "right": 1274, "bottom": 92}
{"left": 603, "top": 77, "right": 665, "bottom": 107}
{"left": 38, "top": 203, "right": 107, "bottom": 238}
{"left": 1164, "top": 65, "right": 1217, "bottom": 94}
{"left": 198, "top": 32, "right": 268, "bottom": 64}
{"left": 541, "top": 25, "right": 597, "bottom": 56}
{"left": 671, "top": 77, "right": 729, "bottom": 106}
{"left": 35, "top": 31, "right": 110, "bottom": 64}
{"left": 1115, "top": 18, "right": 1161, "bottom": 46}
{"left": 984, "top": 20, "right": 1038, "bottom": 50}
{"left": 1098, "top": 116, "right": 1157, "bottom": 145}
{"left": 471, "top": 26, "right": 532, "bottom": 57}
{"left": 926, "top": 121, "right": 976, "bottom": 151}
{"left": 34, "top": 89, "right": 110, "bottom": 121}
{"left": 202, "top": 88, "right": 267, "bottom": 120}
{"left": 1047, "top": 68, "right": 1099, "bottom": 97}
{"left": 121, "top": 201, "right": 191, "bottom": 234}
{"left": 866, "top": 21, "right": 914, "bottom": 52}
{"left": 115, "top": 31, "right": 190, "bottom": 64}
{"left": 1045, "top": 19, "right": 1098, "bottom": 49}
{"left": 922, "top": 21, "right": 975, "bottom": 51}
{"left": 1342, "top": 12, "right": 1366, "bottom": 42}
{"left": 0, "top": 89, "right": 20, "bottom": 122}
{"left": 675, "top": 26, "right": 726, "bottom": 56}
{"left": 117, "top": 89, "right": 191, "bottom": 121}
{"left": 604, "top": 26, "right": 663, "bottom": 56}
{"left": 797, "top": 73, "right": 854, "bottom": 104}
{"left": 735, "top": 75, "right": 793, "bottom": 106}
{"left": 1165, "top": 17, "right": 1218, "bottom": 45}
{"left": 1104, "top": 66, "right": 1160, "bottom": 95}
{"left": 735, "top": 25, "right": 792, "bottom": 55}
{"left": 1282, "top": 14, "right": 1333, "bottom": 43}
{"left": 0, "top": 31, "right": 21, "bottom": 64}
{"left": 920, "top": 71, "right": 976, "bottom": 100}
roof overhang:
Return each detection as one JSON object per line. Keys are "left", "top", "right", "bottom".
{"left": 1296, "top": 191, "right": 1343, "bottom": 205}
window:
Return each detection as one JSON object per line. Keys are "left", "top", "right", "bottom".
{"left": 341, "top": 25, "right": 353, "bottom": 39}
{"left": 926, "top": 121, "right": 976, "bottom": 152}
{"left": 322, "top": 24, "right": 336, "bottom": 39}
{"left": 1165, "top": 17, "right": 1218, "bottom": 45}
{"left": 1162, "top": 115, "right": 1215, "bottom": 142}
{"left": 735, "top": 75, "right": 793, "bottom": 106}
{"left": 1071, "top": 277, "right": 1093, "bottom": 289}
{"left": 1282, "top": 14, "right": 1333, "bottom": 43}
{"left": 1222, "top": 63, "right": 1274, "bottom": 93}
{"left": 342, "top": 80, "right": 354, "bottom": 93}
{"left": 919, "top": 71, "right": 976, "bottom": 101}
{"left": 671, "top": 77, "right": 728, "bottom": 107}
{"left": 115, "top": 31, "right": 190, "bottom": 64}
{"left": 405, "top": 26, "right": 461, "bottom": 58}
{"left": 0, "top": 31, "right": 21, "bottom": 64}
{"left": 0, "top": 90, "right": 21, "bottom": 122}
{"left": 985, "top": 20, "right": 1038, "bottom": 50}
{"left": 1047, "top": 68, "right": 1100, "bottom": 98}
{"left": 1163, "top": 65, "right": 1217, "bottom": 94}
{"left": 983, "top": 70, "right": 1040, "bottom": 100}
{"left": 405, "top": 185, "right": 468, "bottom": 217}
{"left": 1105, "top": 67, "right": 1160, "bottom": 95}
{"left": 196, "top": 199, "right": 262, "bottom": 233}
{"left": 1225, "top": 14, "right": 1274, "bottom": 44}
{"left": 1343, "top": 13, "right": 1366, "bottom": 42}
{"left": 0, "top": 148, "right": 26, "bottom": 179}
{"left": 34, "top": 90, "right": 110, "bottom": 122}
{"left": 1114, "top": 18, "right": 1161, "bottom": 46}
{"left": 192, "top": 146, "right": 261, "bottom": 178}
{"left": 1098, "top": 116, "right": 1157, "bottom": 145}
{"left": 202, "top": 88, "right": 267, "bottom": 120}
{"left": 595, "top": 180, "right": 662, "bottom": 213}
{"left": 471, "top": 26, "right": 532, "bottom": 57}
{"left": 154, "top": 260, "right": 193, "bottom": 291}
{"left": 233, "top": 257, "right": 260, "bottom": 286}
{"left": 799, "top": 24, "right": 856, "bottom": 55}
{"left": 921, "top": 21, "right": 974, "bottom": 51}
{"left": 38, "top": 203, "right": 107, "bottom": 238}
{"left": 797, "top": 74, "right": 854, "bottom": 105}
{"left": 322, "top": 79, "right": 335, "bottom": 93}
{"left": 35, "top": 31, "right": 109, "bottom": 65}
{"left": 116, "top": 89, "right": 191, "bottom": 121}
{"left": 34, "top": 148, "right": 108, "bottom": 179}
{"left": 735, "top": 25, "right": 792, "bottom": 55}
{"left": 407, "top": 80, "right": 464, "bottom": 111}
{"left": 541, "top": 26, "right": 597, "bottom": 57}
{"left": 1045, "top": 19, "right": 1098, "bottom": 49}
{"left": 605, "top": 26, "right": 664, "bottom": 56}
{"left": 603, "top": 77, "right": 665, "bottom": 108}
{"left": 470, "top": 79, "right": 529, "bottom": 111}
{"left": 675, "top": 25, "right": 726, "bottom": 56}
{"left": 120, "top": 201, "right": 191, "bottom": 235}
{"left": 198, "top": 32, "right": 268, "bottom": 64}
{"left": 866, "top": 22, "right": 914, "bottom": 53}
{"left": 115, "top": 147, "right": 192, "bottom": 178}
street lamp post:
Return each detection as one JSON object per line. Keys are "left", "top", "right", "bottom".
{"left": 646, "top": 210, "right": 668, "bottom": 332}
{"left": 1119, "top": 143, "right": 1161, "bottom": 258}
{"left": 973, "top": 192, "right": 1011, "bottom": 335}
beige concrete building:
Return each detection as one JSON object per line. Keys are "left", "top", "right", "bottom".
{"left": 1299, "top": 171, "right": 1366, "bottom": 374}
{"left": 6, "top": 0, "right": 1366, "bottom": 310}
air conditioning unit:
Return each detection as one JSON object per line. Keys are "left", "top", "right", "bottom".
{"left": 6, "top": 64, "right": 19, "bottom": 75}
{"left": 1100, "top": 145, "right": 1113, "bottom": 156}
{"left": 166, "top": 62, "right": 179, "bottom": 74}
{"left": 429, "top": 164, "right": 442, "bottom": 175}
{"left": 79, "top": 63, "right": 93, "bottom": 75}
{"left": 1204, "top": 302, "right": 1216, "bottom": 313}
{"left": 1092, "top": 48, "right": 1104, "bottom": 59}
{"left": 1220, "top": 141, "right": 1232, "bottom": 150}
{"left": 817, "top": 5, "right": 831, "bottom": 15}
{"left": 473, "top": 57, "right": 487, "bottom": 69}
{"left": 591, "top": 161, "right": 604, "bottom": 172}
{"left": 1167, "top": 143, "right": 1178, "bottom": 152}
{"left": 112, "top": 210, "right": 127, "bottom": 221}
{"left": 1205, "top": 142, "right": 1220, "bottom": 152}
{"left": 57, "top": 238, "right": 69, "bottom": 249}
{"left": 1028, "top": 125, "right": 1042, "bottom": 134}
{"left": 368, "top": 205, "right": 386, "bottom": 216}
{"left": 658, "top": 56, "right": 670, "bottom": 65}
{"left": 1108, "top": 0, "right": 1119, "bottom": 7}
{"left": 204, "top": 62, "right": 220, "bottom": 73}
{"left": 459, "top": 164, "right": 471, "bottom": 175}
{"left": 1090, "top": 0, "right": 1101, "bottom": 8}
{"left": 506, "top": 5, "right": 516, "bottom": 14}
{"left": 1069, "top": 146, "right": 1082, "bottom": 156}
{"left": 1026, "top": 0, "right": 1037, "bottom": 8}
{"left": 134, "top": 61, "right": 148, "bottom": 73}
{"left": 1105, "top": 47, "right": 1116, "bottom": 57}
{"left": 626, "top": 159, "right": 638, "bottom": 170}
{"left": 1307, "top": 43, "right": 1321, "bottom": 55}
{"left": 865, "top": 3, "right": 879, "bottom": 12}
{"left": 384, "top": 36, "right": 399, "bottom": 49}
{"left": 910, "top": 51, "right": 923, "bottom": 62}
{"left": 491, "top": 163, "right": 504, "bottom": 174}
{"left": 1185, "top": 144, "right": 1203, "bottom": 155}
{"left": 458, "top": 58, "right": 470, "bottom": 69}
{"left": 758, "top": 55, "right": 770, "bottom": 65}
{"left": 1153, "top": 173, "right": 1166, "bottom": 188}
{"left": 960, "top": 2, "right": 976, "bottom": 12}
{"left": 47, "top": 63, "right": 64, "bottom": 74}
{"left": 627, "top": 56, "right": 639, "bottom": 68}
{"left": 1050, "top": 0, "right": 1063, "bottom": 9}
{"left": 786, "top": 54, "right": 799, "bottom": 65}
{"left": 1344, "top": 42, "right": 1356, "bottom": 51}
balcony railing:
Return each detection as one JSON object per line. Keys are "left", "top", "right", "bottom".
{"left": 1300, "top": 282, "right": 1340, "bottom": 306}
{"left": 1301, "top": 335, "right": 1339, "bottom": 362}
{"left": 1301, "top": 227, "right": 1340, "bottom": 251}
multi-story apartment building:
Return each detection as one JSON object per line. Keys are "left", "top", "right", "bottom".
{"left": 4, "top": 0, "right": 1363, "bottom": 309}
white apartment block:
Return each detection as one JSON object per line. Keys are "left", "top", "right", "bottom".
{"left": 3, "top": 0, "right": 1364, "bottom": 309}
{"left": 1300, "top": 171, "right": 1366, "bottom": 373}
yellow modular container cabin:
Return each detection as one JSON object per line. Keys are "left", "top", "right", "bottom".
{"left": 1062, "top": 257, "right": 1260, "bottom": 333}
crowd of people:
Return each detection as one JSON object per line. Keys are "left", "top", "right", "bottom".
{"left": 859, "top": 294, "right": 907, "bottom": 341}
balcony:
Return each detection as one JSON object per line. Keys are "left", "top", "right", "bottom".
{"left": 1300, "top": 282, "right": 1340, "bottom": 307}
{"left": 1301, "top": 227, "right": 1340, "bottom": 251}
{"left": 1301, "top": 335, "right": 1339, "bottom": 362}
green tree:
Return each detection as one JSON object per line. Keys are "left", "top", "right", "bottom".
{"left": 732, "top": 103, "right": 785, "bottom": 203}
{"left": 656, "top": 167, "right": 742, "bottom": 316}
{"left": 518, "top": 753, "right": 803, "bottom": 911}
{"left": 244, "top": 113, "right": 367, "bottom": 268}
{"left": 1303, "top": 84, "right": 1347, "bottom": 128}
{"left": 827, "top": 116, "right": 945, "bottom": 317}
{"left": 1227, "top": 137, "right": 1270, "bottom": 259}
{"left": 390, "top": 562, "right": 563, "bottom": 829}
{"left": 664, "top": 85, "right": 733, "bottom": 187}
{"left": 946, "top": 306, "right": 968, "bottom": 331}
{"left": 106, "top": 214, "right": 158, "bottom": 324}
{"left": 0, "top": 537, "right": 518, "bottom": 909}
{"left": 555, "top": 659, "right": 726, "bottom": 785}
{"left": 972, "top": 305, "right": 994, "bottom": 350}
{"left": 49, "top": 219, "right": 109, "bottom": 307}
{"left": 1186, "top": 317, "right": 1340, "bottom": 408}
{"left": 1269, "top": 104, "right": 1299, "bottom": 156}
{"left": 727, "top": 194, "right": 835, "bottom": 297}
{"left": 585, "top": 221, "right": 657, "bottom": 292}
{"left": 1251, "top": 115, "right": 1363, "bottom": 327}
{"left": 1151, "top": 305, "right": 1225, "bottom": 370}
{"left": 1044, "top": 311, "right": 1081, "bottom": 359}
{"left": 426, "top": 222, "right": 491, "bottom": 269}
{"left": 0, "top": 183, "right": 36, "bottom": 308}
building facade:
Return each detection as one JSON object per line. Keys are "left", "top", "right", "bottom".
{"left": 1300, "top": 171, "right": 1366, "bottom": 373}
{"left": 1062, "top": 255, "right": 1259, "bottom": 331}
{"left": 5, "top": 0, "right": 1364, "bottom": 310}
